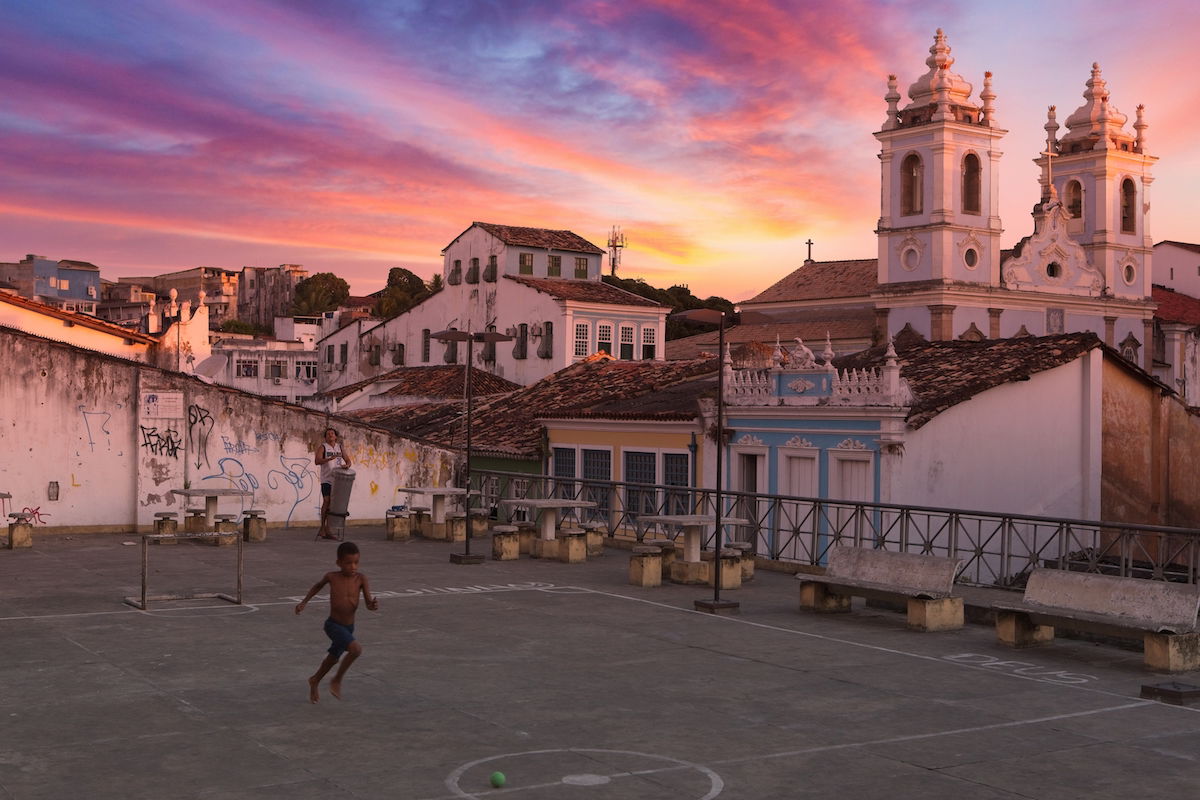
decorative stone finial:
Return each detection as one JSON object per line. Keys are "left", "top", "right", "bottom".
{"left": 883, "top": 74, "right": 901, "bottom": 130}
{"left": 1134, "top": 103, "right": 1147, "bottom": 152}
{"left": 822, "top": 333, "right": 835, "bottom": 368}
{"left": 980, "top": 71, "right": 995, "bottom": 126}
{"left": 198, "top": 289, "right": 207, "bottom": 304}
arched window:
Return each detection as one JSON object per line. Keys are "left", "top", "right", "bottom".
{"left": 961, "top": 153, "right": 981, "bottom": 215}
{"left": 1120, "top": 178, "right": 1137, "bottom": 233}
{"left": 901, "top": 154, "right": 923, "bottom": 216}
{"left": 1065, "top": 180, "right": 1082, "bottom": 218}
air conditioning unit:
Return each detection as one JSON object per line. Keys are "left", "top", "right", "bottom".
{"left": 322, "top": 363, "right": 333, "bottom": 373}
{"left": 529, "top": 323, "right": 543, "bottom": 336}
{"left": 505, "top": 326, "right": 518, "bottom": 337}
{"left": 335, "top": 362, "right": 346, "bottom": 371}
{"left": 86, "top": 285, "right": 97, "bottom": 298}
{"left": 272, "top": 377, "right": 282, "bottom": 385}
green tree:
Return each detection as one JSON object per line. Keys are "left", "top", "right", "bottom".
{"left": 292, "top": 273, "right": 350, "bottom": 315}
{"left": 427, "top": 273, "right": 444, "bottom": 293}
{"left": 218, "top": 319, "right": 265, "bottom": 335}
{"left": 373, "top": 266, "right": 432, "bottom": 319}
{"left": 602, "top": 275, "right": 733, "bottom": 339}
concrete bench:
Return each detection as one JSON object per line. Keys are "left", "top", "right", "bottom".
{"left": 558, "top": 528, "right": 586, "bottom": 564}
{"left": 993, "top": 569, "right": 1200, "bottom": 672}
{"left": 153, "top": 511, "right": 179, "bottom": 538}
{"left": 184, "top": 508, "right": 207, "bottom": 533}
{"left": 647, "top": 538, "right": 677, "bottom": 580}
{"left": 629, "top": 545, "right": 662, "bottom": 587}
{"left": 242, "top": 509, "right": 267, "bottom": 543}
{"left": 798, "top": 546, "right": 964, "bottom": 632}
{"left": 445, "top": 510, "right": 467, "bottom": 542}
{"left": 7, "top": 513, "right": 33, "bottom": 549}
{"left": 408, "top": 506, "right": 431, "bottom": 538}
{"left": 491, "top": 525, "right": 520, "bottom": 560}
{"left": 515, "top": 521, "right": 536, "bottom": 554}
{"left": 708, "top": 548, "right": 742, "bottom": 590}
{"left": 726, "top": 541, "right": 755, "bottom": 581}
{"left": 385, "top": 509, "right": 411, "bottom": 541}
{"left": 581, "top": 521, "right": 606, "bottom": 556}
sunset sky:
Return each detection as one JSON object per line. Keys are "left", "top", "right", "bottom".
{"left": 2, "top": 1, "right": 1197, "bottom": 301}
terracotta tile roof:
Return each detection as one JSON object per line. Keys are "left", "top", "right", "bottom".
{"left": 468, "top": 222, "right": 606, "bottom": 255}
{"left": 504, "top": 275, "right": 663, "bottom": 307}
{"left": 0, "top": 291, "right": 156, "bottom": 344}
{"left": 835, "top": 329, "right": 1105, "bottom": 430}
{"left": 1153, "top": 285, "right": 1200, "bottom": 326}
{"left": 348, "top": 358, "right": 715, "bottom": 457}
{"left": 741, "top": 259, "right": 878, "bottom": 305}
{"left": 665, "top": 310, "right": 876, "bottom": 360}
{"left": 557, "top": 374, "right": 715, "bottom": 421}
{"left": 324, "top": 365, "right": 521, "bottom": 402}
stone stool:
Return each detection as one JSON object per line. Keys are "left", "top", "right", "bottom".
{"left": 581, "top": 521, "right": 606, "bottom": 557}
{"left": 530, "top": 536, "right": 558, "bottom": 560}
{"left": 629, "top": 545, "right": 662, "bottom": 587}
{"left": 726, "top": 541, "right": 755, "bottom": 581}
{"left": 385, "top": 509, "right": 410, "bottom": 541}
{"left": 153, "top": 511, "right": 179, "bottom": 539}
{"left": 707, "top": 548, "right": 742, "bottom": 590}
{"left": 491, "top": 525, "right": 520, "bottom": 560}
{"left": 515, "top": 521, "right": 536, "bottom": 554}
{"left": 409, "top": 506, "right": 431, "bottom": 538}
{"left": 558, "top": 528, "right": 587, "bottom": 564}
{"left": 445, "top": 511, "right": 467, "bottom": 542}
{"left": 183, "top": 508, "right": 207, "bottom": 534}
{"left": 469, "top": 512, "right": 488, "bottom": 537}
{"left": 213, "top": 514, "right": 238, "bottom": 546}
{"left": 647, "top": 538, "right": 677, "bottom": 580}
{"left": 242, "top": 509, "right": 267, "bottom": 542}
{"left": 7, "top": 512, "right": 33, "bottom": 549}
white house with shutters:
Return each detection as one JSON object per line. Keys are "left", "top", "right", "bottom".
{"left": 316, "top": 222, "right": 668, "bottom": 395}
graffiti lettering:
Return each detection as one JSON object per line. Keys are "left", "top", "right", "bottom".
{"left": 78, "top": 407, "right": 112, "bottom": 453}
{"left": 21, "top": 506, "right": 50, "bottom": 525}
{"left": 221, "top": 436, "right": 259, "bottom": 455}
{"left": 140, "top": 425, "right": 182, "bottom": 458}
{"left": 942, "top": 653, "right": 1097, "bottom": 685}
{"left": 255, "top": 432, "right": 281, "bottom": 443}
{"left": 187, "top": 404, "right": 214, "bottom": 469}
{"left": 202, "top": 457, "right": 259, "bottom": 498}
{"left": 267, "top": 453, "right": 317, "bottom": 527}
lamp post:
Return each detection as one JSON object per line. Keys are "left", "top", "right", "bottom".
{"left": 433, "top": 327, "right": 513, "bottom": 565}
{"left": 669, "top": 307, "right": 770, "bottom": 614}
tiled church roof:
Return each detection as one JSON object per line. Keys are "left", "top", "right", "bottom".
{"left": 665, "top": 310, "right": 876, "bottom": 360}
{"left": 1153, "top": 285, "right": 1200, "bottom": 326}
{"left": 741, "top": 259, "right": 878, "bottom": 304}
{"left": 324, "top": 365, "right": 521, "bottom": 402}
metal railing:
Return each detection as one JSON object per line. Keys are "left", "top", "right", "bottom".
{"left": 473, "top": 469, "right": 1200, "bottom": 588}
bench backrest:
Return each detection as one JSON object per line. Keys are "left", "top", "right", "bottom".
{"left": 1024, "top": 569, "right": 1200, "bottom": 633}
{"left": 826, "top": 546, "right": 961, "bottom": 596}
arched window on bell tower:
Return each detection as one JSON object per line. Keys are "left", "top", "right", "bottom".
{"left": 1120, "top": 178, "right": 1137, "bottom": 234}
{"left": 961, "top": 153, "right": 981, "bottom": 215}
{"left": 1065, "top": 180, "right": 1082, "bottom": 218}
{"left": 901, "top": 154, "right": 923, "bottom": 216}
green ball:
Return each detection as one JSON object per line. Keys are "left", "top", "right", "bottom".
{"left": 489, "top": 771, "right": 506, "bottom": 788}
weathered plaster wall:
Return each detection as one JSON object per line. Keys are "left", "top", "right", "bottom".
{"left": 1100, "top": 358, "right": 1161, "bottom": 524}
{"left": 0, "top": 329, "right": 456, "bottom": 532}
{"left": 893, "top": 357, "right": 1099, "bottom": 518}
{"left": 1166, "top": 402, "right": 1200, "bottom": 528}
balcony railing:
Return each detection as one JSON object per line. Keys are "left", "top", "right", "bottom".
{"left": 473, "top": 469, "right": 1200, "bottom": 588}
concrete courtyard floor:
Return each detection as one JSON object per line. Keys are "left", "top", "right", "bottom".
{"left": 2, "top": 527, "right": 1200, "bottom": 800}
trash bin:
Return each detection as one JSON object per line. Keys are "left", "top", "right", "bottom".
{"left": 328, "top": 467, "right": 356, "bottom": 517}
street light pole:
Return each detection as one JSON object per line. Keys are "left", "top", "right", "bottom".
{"left": 433, "top": 327, "right": 512, "bottom": 566}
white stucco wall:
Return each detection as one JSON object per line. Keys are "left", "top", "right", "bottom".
{"left": 890, "top": 353, "right": 1101, "bottom": 518}
{"left": 1154, "top": 243, "right": 1200, "bottom": 297}
{"left": 0, "top": 328, "right": 456, "bottom": 533}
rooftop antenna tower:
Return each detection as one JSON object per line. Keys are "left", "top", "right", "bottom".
{"left": 607, "top": 225, "right": 627, "bottom": 277}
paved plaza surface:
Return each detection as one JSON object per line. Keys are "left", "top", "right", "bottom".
{"left": 2, "top": 527, "right": 1200, "bottom": 799}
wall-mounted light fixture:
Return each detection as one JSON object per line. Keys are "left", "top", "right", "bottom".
{"left": 48, "top": 481, "right": 59, "bottom": 501}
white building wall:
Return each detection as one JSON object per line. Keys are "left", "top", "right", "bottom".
{"left": 0, "top": 328, "right": 456, "bottom": 532}
{"left": 891, "top": 356, "right": 1099, "bottom": 518}
{"left": 1153, "top": 243, "right": 1200, "bottom": 297}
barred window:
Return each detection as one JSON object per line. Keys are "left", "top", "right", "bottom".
{"left": 641, "top": 327, "right": 656, "bottom": 360}
{"left": 519, "top": 253, "right": 534, "bottom": 274}
{"left": 619, "top": 326, "right": 634, "bottom": 359}
{"left": 548, "top": 255, "right": 561, "bottom": 277}
{"left": 597, "top": 323, "right": 613, "bottom": 355}
{"left": 574, "top": 257, "right": 588, "bottom": 278}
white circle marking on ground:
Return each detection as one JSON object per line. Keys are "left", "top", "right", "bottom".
{"left": 443, "top": 747, "right": 723, "bottom": 799}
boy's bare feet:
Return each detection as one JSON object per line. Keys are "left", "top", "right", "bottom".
{"left": 308, "top": 677, "right": 320, "bottom": 704}
{"left": 329, "top": 678, "right": 343, "bottom": 700}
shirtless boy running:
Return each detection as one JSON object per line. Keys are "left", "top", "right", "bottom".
{"left": 295, "top": 541, "right": 379, "bottom": 702}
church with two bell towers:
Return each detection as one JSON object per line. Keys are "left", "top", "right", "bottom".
{"left": 873, "top": 30, "right": 1157, "bottom": 367}
{"left": 748, "top": 30, "right": 1161, "bottom": 374}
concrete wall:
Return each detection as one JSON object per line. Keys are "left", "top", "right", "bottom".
{"left": 893, "top": 355, "right": 1100, "bottom": 518}
{"left": 0, "top": 328, "right": 456, "bottom": 533}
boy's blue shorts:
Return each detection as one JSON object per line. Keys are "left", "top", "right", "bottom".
{"left": 323, "top": 617, "right": 355, "bottom": 658}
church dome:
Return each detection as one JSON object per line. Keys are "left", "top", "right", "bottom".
{"left": 904, "top": 29, "right": 976, "bottom": 111}
{"left": 1060, "top": 63, "right": 1133, "bottom": 147}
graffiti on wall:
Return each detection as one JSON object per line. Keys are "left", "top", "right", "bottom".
{"left": 202, "top": 457, "right": 259, "bottom": 495}
{"left": 140, "top": 425, "right": 182, "bottom": 458}
{"left": 267, "top": 453, "right": 317, "bottom": 527}
{"left": 221, "top": 436, "right": 259, "bottom": 455}
{"left": 21, "top": 506, "right": 50, "bottom": 525}
{"left": 187, "top": 404, "right": 214, "bottom": 469}
{"left": 78, "top": 407, "right": 113, "bottom": 454}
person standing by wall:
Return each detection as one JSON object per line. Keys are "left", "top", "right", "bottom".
{"left": 315, "top": 427, "right": 351, "bottom": 539}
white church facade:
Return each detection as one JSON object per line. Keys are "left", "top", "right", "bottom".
{"left": 740, "top": 30, "right": 1166, "bottom": 381}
